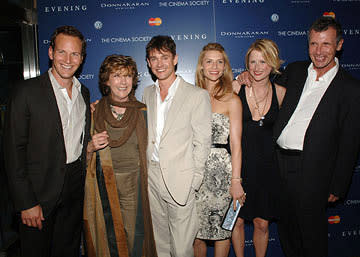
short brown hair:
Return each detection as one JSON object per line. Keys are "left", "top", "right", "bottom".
{"left": 245, "top": 39, "right": 283, "bottom": 75}
{"left": 50, "top": 25, "right": 86, "bottom": 56}
{"left": 98, "top": 54, "right": 139, "bottom": 96}
{"left": 146, "top": 35, "right": 176, "bottom": 60}
{"left": 309, "top": 16, "right": 343, "bottom": 44}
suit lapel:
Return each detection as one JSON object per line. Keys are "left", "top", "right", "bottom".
{"left": 286, "top": 75, "right": 306, "bottom": 118}
{"left": 148, "top": 85, "right": 158, "bottom": 140}
{"left": 81, "top": 84, "right": 91, "bottom": 156}
{"left": 41, "top": 73, "right": 64, "bottom": 141}
{"left": 303, "top": 68, "right": 342, "bottom": 145}
{"left": 161, "top": 80, "right": 187, "bottom": 141}
{"left": 274, "top": 67, "right": 308, "bottom": 139}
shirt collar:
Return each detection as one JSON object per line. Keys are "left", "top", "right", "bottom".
{"left": 308, "top": 57, "right": 339, "bottom": 82}
{"left": 155, "top": 75, "right": 181, "bottom": 101}
{"left": 48, "top": 68, "right": 81, "bottom": 91}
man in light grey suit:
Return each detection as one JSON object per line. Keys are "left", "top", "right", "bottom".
{"left": 143, "top": 35, "right": 212, "bottom": 257}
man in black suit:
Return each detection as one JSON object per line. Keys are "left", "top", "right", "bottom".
{"left": 274, "top": 17, "right": 360, "bottom": 257}
{"left": 4, "top": 25, "right": 90, "bottom": 257}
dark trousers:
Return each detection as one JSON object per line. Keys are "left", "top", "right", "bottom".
{"left": 19, "top": 160, "right": 84, "bottom": 257}
{"left": 276, "top": 148, "right": 328, "bottom": 257}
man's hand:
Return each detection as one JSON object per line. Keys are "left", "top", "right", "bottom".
{"left": 328, "top": 194, "right": 339, "bottom": 203}
{"left": 236, "top": 71, "right": 252, "bottom": 87}
{"left": 21, "top": 204, "right": 44, "bottom": 230}
{"left": 233, "top": 71, "right": 252, "bottom": 93}
{"left": 90, "top": 100, "right": 99, "bottom": 113}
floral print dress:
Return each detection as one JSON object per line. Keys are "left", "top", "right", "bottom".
{"left": 195, "top": 113, "right": 232, "bottom": 240}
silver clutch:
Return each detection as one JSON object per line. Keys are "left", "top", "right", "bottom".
{"left": 221, "top": 200, "right": 241, "bottom": 231}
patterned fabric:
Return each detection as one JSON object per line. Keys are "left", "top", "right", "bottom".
{"left": 196, "top": 113, "right": 232, "bottom": 240}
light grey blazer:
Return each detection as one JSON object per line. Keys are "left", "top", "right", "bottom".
{"left": 143, "top": 76, "right": 212, "bottom": 205}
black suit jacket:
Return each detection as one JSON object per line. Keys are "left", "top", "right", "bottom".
{"left": 274, "top": 61, "right": 360, "bottom": 203}
{"left": 3, "top": 72, "right": 91, "bottom": 217}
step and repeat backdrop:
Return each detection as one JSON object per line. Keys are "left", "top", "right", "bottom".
{"left": 37, "top": 1, "right": 360, "bottom": 256}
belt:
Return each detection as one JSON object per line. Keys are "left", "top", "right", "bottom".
{"left": 66, "top": 158, "right": 81, "bottom": 168}
{"left": 211, "top": 143, "right": 230, "bottom": 154}
{"left": 276, "top": 145, "right": 302, "bottom": 156}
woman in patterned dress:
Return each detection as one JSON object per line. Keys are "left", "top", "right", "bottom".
{"left": 193, "top": 43, "right": 245, "bottom": 257}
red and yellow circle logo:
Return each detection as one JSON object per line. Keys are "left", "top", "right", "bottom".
{"left": 323, "top": 12, "right": 335, "bottom": 18}
{"left": 328, "top": 215, "right": 340, "bottom": 224}
{"left": 148, "top": 17, "right": 162, "bottom": 26}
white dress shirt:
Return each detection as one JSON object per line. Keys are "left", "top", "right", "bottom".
{"left": 48, "top": 69, "right": 86, "bottom": 163}
{"left": 151, "top": 75, "right": 181, "bottom": 162}
{"left": 277, "top": 58, "right": 339, "bottom": 150}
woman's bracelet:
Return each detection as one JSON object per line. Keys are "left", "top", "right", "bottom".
{"left": 231, "top": 177, "right": 242, "bottom": 183}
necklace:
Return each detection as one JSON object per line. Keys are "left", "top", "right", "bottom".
{"left": 110, "top": 105, "right": 124, "bottom": 121}
{"left": 252, "top": 83, "right": 271, "bottom": 127}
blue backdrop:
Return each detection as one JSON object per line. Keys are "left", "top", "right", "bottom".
{"left": 37, "top": 1, "right": 360, "bottom": 256}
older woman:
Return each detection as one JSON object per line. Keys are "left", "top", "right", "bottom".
{"left": 84, "top": 55, "right": 157, "bottom": 257}
{"left": 232, "top": 39, "right": 286, "bottom": 257}
{"left": 193, "top": 43, "right": 244, "bottom": 257}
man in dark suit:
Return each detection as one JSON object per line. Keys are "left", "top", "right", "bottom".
{"left": 4, "top": 25, "right": 90, "bottom": 257}
{"left": 274, "top": 17, "right": 360, "bottom": 257}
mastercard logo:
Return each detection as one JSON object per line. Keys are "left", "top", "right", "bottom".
{"left": 328, "top": 215, "right": 340, "bottom": 224}
{"left": 148, "top": 17, "right": 162, "bottom": 26}
{"left": 323, "top": 12, "right": 335, "bottom": 18}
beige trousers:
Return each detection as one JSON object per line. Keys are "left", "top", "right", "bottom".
{"left": 148, "top": 161, "right": 198, "bottom": 257}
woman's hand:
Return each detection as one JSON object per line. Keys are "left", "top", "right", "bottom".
{"left": 87, "top": 131, "right": 109, "bottom": 153}
{"left": 230, "top": 179, "right": 246, "bottom": 210}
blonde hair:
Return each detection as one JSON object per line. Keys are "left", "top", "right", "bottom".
{"left": 245, "top": 39, "right": 283, "bottom": 74}
{"left": 195, "top": 43, "right": 233, "bottom": 100}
